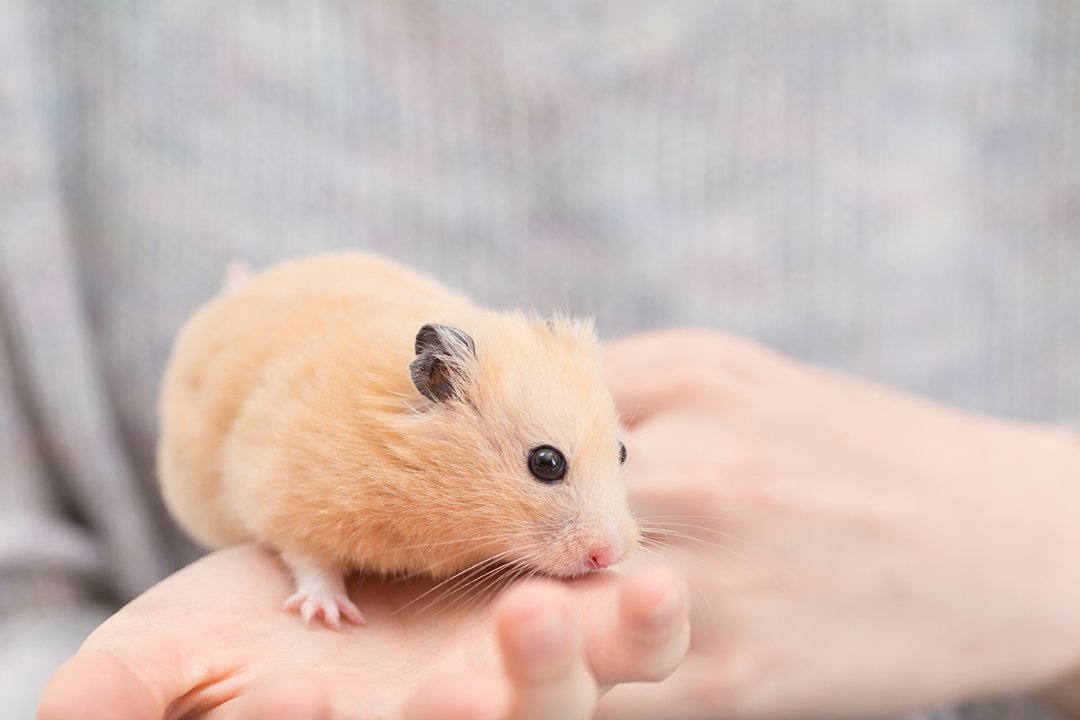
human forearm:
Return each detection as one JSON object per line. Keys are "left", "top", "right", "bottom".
{"left": 1039, "top": 431, "right": 1080, "bottom": 719}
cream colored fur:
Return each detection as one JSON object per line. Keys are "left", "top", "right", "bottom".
{"left": 158, "top": 253, "right": 637, "bottom": 580}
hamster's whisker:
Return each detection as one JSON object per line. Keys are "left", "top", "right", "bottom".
{"left": 437, "top": 566, "right": 515, "bottom": 615}
{"left": 412, "top": 532, "right": 547, "bottom": 575}
{"left": 636, "top": 517, "right": 745, "bottom": 538}
{"left": 435, "top": 542, "right": 548, "bottom": 597}
{"left": 389, "top": 531, "right": 536, "bottom": 553}
{"left": 636, "top": 522, "right": 742, "bottom": 545}
{"left": 411, "top": 560, "right": 520, "bottom": 616}
{"left": 641, "top": 527, "right": 792, "bottom": 575}
{"left": 393, "top": 548, "right": 528, "bottom": 615}
{"left": 639, "top": 537, "right": 703, "bottom": 566}
{"left": 639, "top": 537, "right": 699, "bottom": 561}
{"left": 389, "top": 532, "right": 548, "bottom": 583}
{"left": 634, "top": 513, "right": 746, "bottom": 527}
{"left": 413, "top": 550, "right": 517, "bottom": 593}
{"left": 441, "top": 558, "right": 548, "bottom": 617}
{"left": 634, "top": 516, "right": 745, "bottom": 534}
{"left": 394, "top": 568, "right": 497, "bottom": 615}
{"left": 431, "top": 543, "right": 553, "bottom": 615}
{"left": 391, "top": 552, "right": 488, "bottom": 583}
{"left": 639, "top": 529, "right": 744, "bottom": 560}
{"left": 636, "top": 546, "right": 662, "bottom": 567}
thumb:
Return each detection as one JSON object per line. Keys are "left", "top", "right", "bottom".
{"left": 38, "top": 650, "right": 165, "bottom": 720}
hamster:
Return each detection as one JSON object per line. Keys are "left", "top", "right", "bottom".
{"left": 158, "top": 253, "right": 638, "bottom": 628}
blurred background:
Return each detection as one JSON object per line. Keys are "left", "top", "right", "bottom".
{"left": 1, "top": 1, "right": 1077, "bottom": 718}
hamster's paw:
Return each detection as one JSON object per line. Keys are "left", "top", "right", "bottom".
{"left": 284, "top": 590, "right": 365, "bottom": 630}
{"left": 282, "top": 557, "right": 365, "bottom": 630}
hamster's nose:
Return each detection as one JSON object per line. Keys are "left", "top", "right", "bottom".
{"left": 586, "top": 539, "right": 624, "bottom": 570}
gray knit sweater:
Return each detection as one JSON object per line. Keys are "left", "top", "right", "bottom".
{"left": 1, "top": 2, "right": 1077, "bottom": 718}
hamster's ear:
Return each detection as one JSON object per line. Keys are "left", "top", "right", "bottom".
{"left": 410, "top": 323, "right": 476, "bottom": 402}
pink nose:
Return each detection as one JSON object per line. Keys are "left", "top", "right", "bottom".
{"left": 586, "top": 542, "right": 622, "bottom": 570}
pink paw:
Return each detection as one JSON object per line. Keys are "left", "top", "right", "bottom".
{"left": 284, "top": 591, "right": 365, "bottom": 630}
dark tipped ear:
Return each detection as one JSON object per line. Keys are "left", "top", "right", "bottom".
{"left": 409, "top": 323, "right": 476, "bottom": 402}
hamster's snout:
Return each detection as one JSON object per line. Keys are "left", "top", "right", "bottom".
{"left": 545, "top": 499, "right": 640, "bottom": 577}
{"left": 569, "top": 519, "right": 637, "bottom": 575}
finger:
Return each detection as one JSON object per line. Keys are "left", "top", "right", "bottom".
{"left": 605, "top": 330, "right": 778, "bottom": 425}
{"left": 584, "top": 565, "right": 690, "bottom": 685}
{"left": 402, "top": 673, "right": 502, "bottom": 720}
{"left": 38, "top": 650, "right": 164, "bottom": 720}
{"left": 603, "top": 330, "right": 716, "bottom": 425}
{"left": 495, "top": 581, "right": 598, "bottom": 720}
{"left": 231, "top": 675, "right": 331, "bottom": 720}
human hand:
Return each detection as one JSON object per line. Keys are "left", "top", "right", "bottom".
{"left": 39, "top": 544, "right": 689, "bottom": 720}
{"left": 599, "top": 330, "right": 1080, "bottom": 719}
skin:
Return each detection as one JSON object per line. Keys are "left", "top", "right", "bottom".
{"left": 598, "top": 330, "right": 1080, "bottom": 719}
{"left": 38, "top": 545, "right": 689, "bottom": 720}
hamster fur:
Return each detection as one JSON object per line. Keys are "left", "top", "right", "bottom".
{"left": 158, "top": 253, "right": 638, "bottom": 627}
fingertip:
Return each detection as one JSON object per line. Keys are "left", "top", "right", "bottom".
{"left": 620, "top": 565, "right": 690, "bottom": 637}
{"left": 38, "top": 651, "right": 161, "bottom": 720}
{"left": 494, "top": 582, "right": 599, "bottom": 720}
{"left": 495, "top": 580, "right": 567, "bottom": 623}
{"left": 584, "top": 565, "right": 690, "bottom": 685}
{"left": 494, "top": 580, "right": 568, "bottom": 642}
{"left": 495, "top": 582, "right": 579, "bottom": 679}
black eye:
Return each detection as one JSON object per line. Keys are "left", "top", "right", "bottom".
{"left": 528, "top": 445, "right": 567, "bottom": 483}
{"left": 618, "top": 442, "right": 627, "bottom": 465}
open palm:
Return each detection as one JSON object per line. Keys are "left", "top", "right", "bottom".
{"left": 40, "top": 544, "right": 688, "bottom": 720}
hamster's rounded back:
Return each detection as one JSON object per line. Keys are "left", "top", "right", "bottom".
{"left": 158, "top": 252, "right": 637, "bottom": 580}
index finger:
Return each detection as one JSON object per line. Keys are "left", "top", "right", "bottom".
{"left": 604, "top": 330, "right": 783, "bottom": 427}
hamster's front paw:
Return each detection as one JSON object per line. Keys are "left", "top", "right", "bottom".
{"left": 284, "top": 589, "right": 365, "bottom": 629}
{"left": 282, "top": 557, "right": 365, "bottom": 630}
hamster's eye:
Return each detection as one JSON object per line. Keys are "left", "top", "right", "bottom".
{"left": 618, "top": 442, "right": 627, "bottom": 465}
{"left": 528, "top": 445, "right": 567, "bottom": 483}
